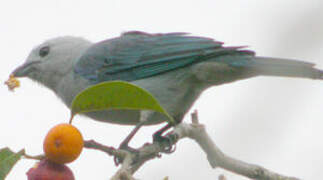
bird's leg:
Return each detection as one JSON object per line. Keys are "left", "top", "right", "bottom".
{"left": 152, "top": 123, "right": 177, "bottom": 153}
{"left": 153, "top": 114, "right": 183, "bottom": 153}
{"left": 153, "top": 123, "right": 172, "bottom": 141}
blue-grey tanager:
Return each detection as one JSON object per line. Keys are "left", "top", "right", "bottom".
{"left": 11, "top": 31, "right": 323, "bottom": 128}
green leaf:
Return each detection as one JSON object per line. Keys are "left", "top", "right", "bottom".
{"left": 0, "top": 148, "right": 25, "bottom": 179}
{"left": 71, "top": 81, "right": 174, "bottom": 123}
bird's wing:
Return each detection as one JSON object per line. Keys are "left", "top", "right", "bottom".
{"left": 74, "top": 31, "right": 254, "bottom": 83}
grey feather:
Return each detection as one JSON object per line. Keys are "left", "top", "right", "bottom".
{"left": 11, "top": 32, "right": 323, "bottom": 126}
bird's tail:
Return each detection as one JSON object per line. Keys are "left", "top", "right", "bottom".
{"left": 249, "top": 57, "right": 323, "bottom": 80}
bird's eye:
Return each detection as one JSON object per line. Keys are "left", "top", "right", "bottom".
{"left": 39, "top": 46, "right": 50, "bottom": 57}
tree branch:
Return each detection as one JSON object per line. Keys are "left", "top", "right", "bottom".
{"left": 84, "top": 110, "right": 300, "bottom": 180}
{"left": 179, "top": 110, "right": 300, "bottom": 180}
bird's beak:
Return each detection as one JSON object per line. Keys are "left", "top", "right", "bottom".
{"left": 12, "top": 61, "right": 40, "bottom": 77}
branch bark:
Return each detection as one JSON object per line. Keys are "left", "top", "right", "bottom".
{"left": 84, "top": 110, "right": 300, "bottom": 180}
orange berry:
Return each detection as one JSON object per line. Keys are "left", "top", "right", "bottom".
{"left": 43, "top": 123, "right": 83, "bottom": 164}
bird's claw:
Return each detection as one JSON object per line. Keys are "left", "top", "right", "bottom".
{"left": 153, "top": 133, "right": 177, "bottom": 154}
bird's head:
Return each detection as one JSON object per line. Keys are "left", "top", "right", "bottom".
{"left": 11, "top": 36, "right": 92, "bottom": 90}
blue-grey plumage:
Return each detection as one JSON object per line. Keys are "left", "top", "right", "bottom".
{"left": 74, "top": 31, "right": 251, "bottom": 82}
{"left": 11, "top": 31, "right": 323, "bottom": 126}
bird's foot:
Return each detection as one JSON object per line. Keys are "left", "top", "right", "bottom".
{"left": 153, "top": 129, "right": 177, "bottom": 154}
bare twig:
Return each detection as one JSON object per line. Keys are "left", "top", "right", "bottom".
{"left": 84, "top": 140, "right": 127, "bottom": 158}
{"left": 110, "top": 153, "right": 136, "bottom": 180}
{"left": 83, "top": 110, "right": 300, "bottom": 180}
{"left": 182, "top": 110, "right": 300, "bottom": 180}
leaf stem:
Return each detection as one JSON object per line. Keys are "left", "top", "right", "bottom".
{"left": 22, "top": 152, "right": 45, "bottom": 160}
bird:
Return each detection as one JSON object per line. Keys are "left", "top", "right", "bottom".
{"left": 11, "top": 31, "right": 323, "bottom": 150}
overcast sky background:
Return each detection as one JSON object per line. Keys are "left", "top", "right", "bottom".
{"left": 1, "top": 0, "right": 323, "bottom": 179}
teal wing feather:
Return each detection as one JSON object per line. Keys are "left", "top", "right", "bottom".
{"left": 74, "top": 31, "right": 254, "bottom": 83}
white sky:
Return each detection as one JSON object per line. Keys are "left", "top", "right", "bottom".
{"left": 1, "top": 0, "right": 323, "bottom": 179}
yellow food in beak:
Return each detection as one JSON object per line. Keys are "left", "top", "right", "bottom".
{"left": 5, "top": 74, "right": 20, "bottom": 91}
